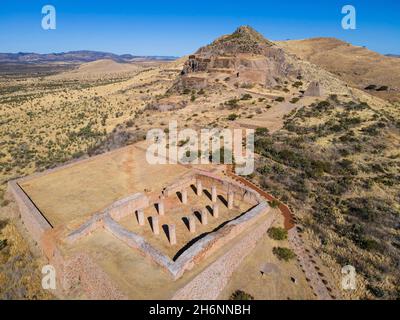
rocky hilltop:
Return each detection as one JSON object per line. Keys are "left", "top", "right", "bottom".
{"left": 172, "top": 26, "right": 349, "bottom": 95}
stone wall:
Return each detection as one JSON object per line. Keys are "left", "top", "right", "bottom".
{"left": 194, "top": 170, "right": 262, "bottom": 205}
{"left": 107, "top": 193, "right": 149, "bottom": 221}
{"left": 163, "top": 174, "right": 196, "bottom": 198}
{"left": 7, "top": 180, "right": 52, "bottom": 246}
{"left": 170, "top": 201, "right": 270, "bottom": 279}
{"left": 172, "top": 210, "right": 278, "bottom": 299}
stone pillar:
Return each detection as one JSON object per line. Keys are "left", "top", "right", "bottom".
{"left": 211, "top": 185, "right": 217, "bottom": 203}
{"left": 152, "top": 216, "right": 159, "bottom": 235}
{"left": 137, "top": 209, "right": 145, "bottom": 226}
{"left": 188, "top": 214, "right": 196, "bottom": 233}
{"left": 181, "top": 188, "right": 188, "bottom": 204}
{"left": 213, "top": 204, "right": 219, "bottom": 218}
{"left": 169, "top": 224, "right": 177, "bottom": 245}
{"left": 196, "top": 180, "right": 202, "bottom": 196}
{"left": 201, "top": 209, "right": 208, "bottom": 225}
{"left": 158, "top": 199, "right": 165, "bottom": 216}
{"left": 227, "top": 191, "right": 234, "bottom": 209}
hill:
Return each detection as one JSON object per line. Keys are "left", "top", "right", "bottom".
{"left": 0, "top": 50, "right": 177, "bottom": 64}
{"left": 277, "top": 38, "right": 400, "bottom": 102}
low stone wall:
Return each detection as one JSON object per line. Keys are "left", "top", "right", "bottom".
{"left": 7, "top": 180, "right": 52, "bottom": 246}
{"left": 107, "top": 193, "right": 149, "bottom": 221}
{"left": 65, "top": 213, "right": 106, "bottom": 244}
{"left": 170, "top": 201, "right": 270, "bottom": 279}
{"left": 195, "top": 171, "right": 262, "bottom": 205}
{"left": 103, "top": 215, "right": 173, "bottom": 271}
{"left": 172, "top": 210, "right": 278, "bottom": 300}
{"left": 163, "top": 174, "right": 196, "bottom": 198}
{"left": 101, "top": 200, "right": 270, "bottom": 280}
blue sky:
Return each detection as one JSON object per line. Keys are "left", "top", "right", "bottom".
{"left": 0, "top": 0, "right": 399, "bottom": 56}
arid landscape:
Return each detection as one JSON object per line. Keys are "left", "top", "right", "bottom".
{"left": 0, "top": 25, "right": 399, "bottom": 300}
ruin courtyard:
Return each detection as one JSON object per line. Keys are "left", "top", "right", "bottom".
{"left": 7, "top": 141, "right": 300, "bottom": 299}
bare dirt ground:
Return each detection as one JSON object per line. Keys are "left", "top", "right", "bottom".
{"left": 19, "top": 144, "right": 190, "bottom": 226}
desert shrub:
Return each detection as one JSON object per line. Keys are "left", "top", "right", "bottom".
{"left": 257, "top": 165, "right": 271, "bottom": 175}
{"left": 365, "top": 85, "right": 377, "bottom": 90}
{"left": 191, "top": 94, "right": 196, "bottom": 102}
{"left": 182, "top": 88, "right": 191, "bottom": 95}
{"left": 198, "top": 89, "right": 205, "bottom": 95}
{"left": 230, "top": 290, "right": 254, "bottom": 300}
{"left": 126, "top": 119, "right": 135, "bottom": 128}
{"left": 269, "top": 199, "right": 281, "bottom": 208}
{"left": 227, "top": 113, "right": 239, "bottom": 121}
{"left": 268, "top": 227, "right": 288, "bottom": 240}
{"left": 292, "top": 81, "right": 303, "bottom": 88}
{"left": 240, "top": 83, "right": 254, "bottom": 89}
{"left": 290, "top": 97, "right": 300, "bottom": 104}
{"left": 225, "top": 98, "right": 239, "bottom": 109}
{"left": 367, "top": 285, "right": 385, "bottom": 298}
{"left": 240, "top": 93, "right": 252, "bottom": 100}
{"left": 275, "top": 97, "right": 285, "bottom": 102}
{"left": 255, "top": 127, "right": 269, "bottom": 136}
{"left": 358, "top": 238, "right": 380, "bottom": 251}
{"left": 273, "top": 247, "right": 296, "bottom": 261}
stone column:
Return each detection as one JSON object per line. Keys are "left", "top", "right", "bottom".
{"left": 188, "top": 214, "right": 196, "bottom": 233}
{"left": 181, "top": 188, "right": 188, "bottom": 204}
{"left": 169, "top": 224, "right": 177, "bottom": 245}
{"left": 213, "top": 204, "right": 219, "bottom": 218}
{"left": 227, "top": 191, "right": 234, "bottom": 209}
{"left": 211, "top": 185, "right": 217, "bottom": 203}
{"left": 201, "top": 209, "right": 208, "bottom": 225}
{"left": 152, "top": 216, "right": 159, "bottom": 235}
{"left": 158, "top": 199, "right": 165, "bottom": 216}
{"left": 137, "top": 209, "right": 145, "bottom": 226}
{"left": 196, "top": 180, "right": 202, "bottom": 196}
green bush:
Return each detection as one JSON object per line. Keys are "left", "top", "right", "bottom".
{"left": 227, "top": 113, "right": 239, "bottom": 121}
{"left": 240, "top": 93, "right": 253, "bottom": 100}
{"left": 268, "top": 227, "right": 288, "bottom": 240}
{"left": 230, "top": 290, "right": 254, "bottom": 300}
{"left": 269, "top": 199, "right": 281, "bottom": 208}
{"left": 273, "top": 247, "right": 296, "bottom": 261}
{"left": 275, "top": 97, "right": 285, "bottom": 102}
{"left": 255, "top": 127, "right": 269, "bottom": 136}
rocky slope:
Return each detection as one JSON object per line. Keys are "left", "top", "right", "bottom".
{"left": 278, "top": 37, "right": 400, "bottom": 102}
{"left": 172, "top": 26, "right": 350, "bottom": 96}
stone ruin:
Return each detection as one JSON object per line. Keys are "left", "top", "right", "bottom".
{"left": 8, "top": 166, "right": 277, "bottom": 299}
{"left": 304, "top": 81, "right": 323, "bottom": 97}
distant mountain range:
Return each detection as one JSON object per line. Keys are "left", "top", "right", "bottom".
{"left": 386, "top": 54, "right": 400, "bottom": 58}
{"left": 0, "top": 50, "right": 178, "bottom": 64}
